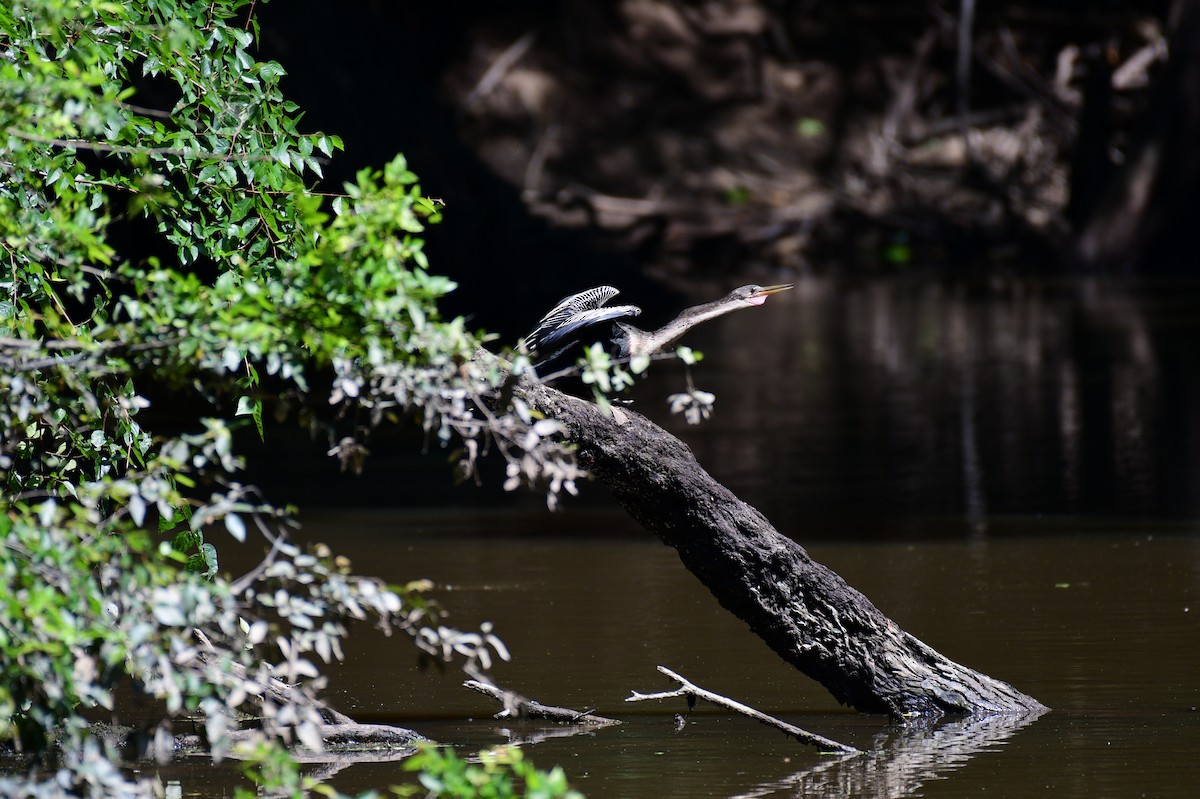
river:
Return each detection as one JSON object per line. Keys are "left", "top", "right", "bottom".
{"left": 172, "top": 277, "right": 1200, "bottom": 796}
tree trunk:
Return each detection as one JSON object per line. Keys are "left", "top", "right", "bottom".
{"left": 520, "top": 380, "right": 1046, "bottom": 719}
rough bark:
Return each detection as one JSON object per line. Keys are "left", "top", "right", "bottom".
{"left": 519, "top": 379, "right": 1046, "bottom": 719}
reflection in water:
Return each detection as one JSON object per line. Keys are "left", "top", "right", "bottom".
{"left": 730, "top": 711, "right": 1044, "bottom": 799}
{"left": 496, "top": 723, "right": 610, "bottom": 748}
{"left": 634, "top": 277, "right": 1199, "bottom": 533}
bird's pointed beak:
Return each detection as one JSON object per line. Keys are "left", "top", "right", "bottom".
{"left": 751, "top": 283, "right": 794, "bottom": 298}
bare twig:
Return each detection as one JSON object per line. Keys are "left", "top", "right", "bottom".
{"left": 1112, "top": 38, "right": 1167, "bottom": 90}
{"left": 227, "top": 531, "right": 288, "bottom": 596}
{"left": 536, "top": 349, "right": 679, "bottom": 386}
{"left": 978, "top": 29, "right": 1076, "bottom": 134}
{"left": 627, "top": 666, "right": 860, "bottom": 754}
{"left": 463, "top": 679, "right": 620, "bottom": 727}
{"left": 465, "top": 31, "right": 538, "bottom": 108}
{"left": 5, "top": 126, "right": 279, "bottom": 162}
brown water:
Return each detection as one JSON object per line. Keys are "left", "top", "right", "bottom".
{"left": 196, "top": 513, "right": 1198, "bottom": 799}
{"left": 171, "top": 279, "right": 1200, "bottom": 796}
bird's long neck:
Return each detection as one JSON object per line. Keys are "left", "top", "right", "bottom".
{"left": 619, "top": 298, "right": 743, "bottom": 357}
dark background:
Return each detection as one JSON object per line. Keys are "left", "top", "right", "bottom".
{"left": 233, "top": 1, "right": 1200, "bottom": 524}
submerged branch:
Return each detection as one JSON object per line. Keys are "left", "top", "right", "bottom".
{"left": 628, "top": 666, "right": 859, "bottom": 754}
{"left": 180, "top": 629, "right": 432, "bottom": 762}
{"left": 174, "top": 723, "right": 424, "bottom": 762}
{"left": 464, "top": 679, "right": 620, "bottom": 727}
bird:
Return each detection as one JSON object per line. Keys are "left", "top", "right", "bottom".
{"left": 614, "top": 283, "right": 793, "bottom": 357}
{"left": 523, "top": 285, "right": 642, "bottom": 360}
{"left": 522, "top": 283, "right": 793, "bottom": 366}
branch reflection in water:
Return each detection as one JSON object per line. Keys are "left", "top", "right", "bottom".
{"left": 730, "top": 709, "right": 1046, "bottom": 799}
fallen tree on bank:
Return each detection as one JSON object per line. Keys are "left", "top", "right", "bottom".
{"left": 515, "top": 372, "right": 1046, "bottom": 719}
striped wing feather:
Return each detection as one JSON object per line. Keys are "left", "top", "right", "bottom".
{"left": 533, "top": 304, "right": 641, "bottom": 351}
{"left": 525, "top": 286, "right": 640, "bottom": 352}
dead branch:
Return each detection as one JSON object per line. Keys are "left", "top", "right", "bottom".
{"left": 626, "top": 666, "right": 859, "bottom": 754}
{"left": 1111, "top": 37, "right": 1167, "bottom": 90}
{"left": 466, "top": 31, "right": 538, "bottom": 107}
{"left": 174, "top": 723, "right": 423, "bottom": 762}
{"left": 463, "top": 679, "right": 620, "bottom": 727}
{"left": 181, "top": 630, "right": 425, "bottom": 761}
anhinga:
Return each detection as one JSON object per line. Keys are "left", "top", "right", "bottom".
{"left": 523, "top": 283, "right": 793, "bottom": 365}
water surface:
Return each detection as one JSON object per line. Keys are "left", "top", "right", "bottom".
{"left": 180, "top": 278, "right": 1200, "bottom": 796}
{"left": 263, "top": 515, "right": 1199, "bottom": 799}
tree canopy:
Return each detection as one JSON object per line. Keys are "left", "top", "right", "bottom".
{"left": 0, "top": 1, "right": 580, "bottom": 795}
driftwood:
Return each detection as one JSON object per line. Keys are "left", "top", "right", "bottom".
{"left": 516, "top": 374, "right": 1046, "bottom": 719}
{"left": 174, "top": 724, "right": 424, "bottom": 762}
{"left": 182, "top": 630, "right": 423, "bottom": 760}
{"left": 463, "top": 679, "right": 620, "bottom": 727}
{"left": 627, "top": 666, "right": 859, "bottom": 754}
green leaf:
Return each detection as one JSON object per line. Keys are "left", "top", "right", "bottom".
{"left": 173, "top": 527, "right": 202, "bottom": 551}
{"left": 186, "top": 543, "right": 218, "bottom": 579}
{"left": 235, "top": 395, "right": 257, "bottom": 416}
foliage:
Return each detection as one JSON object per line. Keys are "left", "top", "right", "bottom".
{"left": 574, "top": 341, "right": 639, "bottom": 417}
{"left": 398, "top": 744, "right": 584, "bottom": 799}
{"left": 0, "top": 0, "right": 581, "bottom": 795}
{"left": 665, "top": 346, "right": 714, "bottom": 425}
{"left": 575, "top": 341, "right": 714, "bottom": 424}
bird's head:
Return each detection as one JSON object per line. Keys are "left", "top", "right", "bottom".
{"left": 729, "top": 283, "right": 794, "bottom": 307}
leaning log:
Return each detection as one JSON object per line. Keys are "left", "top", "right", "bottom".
{"left": 518, "top": 378, "right": 1046, "bottom": 719}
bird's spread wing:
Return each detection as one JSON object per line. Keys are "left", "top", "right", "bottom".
{"left": 529, "top": 286, "right": 619, "bottom": 337}
{"left": 532, "top": 304, "right": 642, "bottom": 351}
{"left": 524, "top": 286, "right": 640, "bottom": 352}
